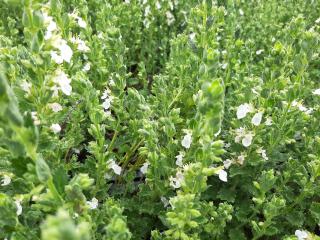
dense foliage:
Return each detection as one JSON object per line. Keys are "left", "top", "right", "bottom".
{"left": 0, "top": 0, "right": 320, "bottom": 239}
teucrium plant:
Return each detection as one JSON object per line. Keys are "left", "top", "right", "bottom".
{"left": 0, "top": 0, "right": 319, "bottom": 239}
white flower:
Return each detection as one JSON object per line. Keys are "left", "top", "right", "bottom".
{"left": 109, "top": 78, "right": 115, "bottom": 86}
{"left": 76, "top": 17, "right": 87, "bottom": 28}
{"left": 44, "top": 15, "right": 57, "bottom": 40}
{"left": 237, "top": 153, "right": 246, "bottom": 165}
{"left": 223, "top": 159, "right": 232, "bottom": 169}
{"left": 295, "top": 230, "right": 308, "bottom": 240}
{"left": 143, "top": 19, "right": 150, "bottom": 28}
{"left": 312, "top": 88, "right": 320, "bottom": 95}
{"left": 59, "top": 41, "right": 73, "bottom": 63}
{"left": 242, "top": 133, "right": 254, "bottom": 147}
{"left": 239, "top": 9, "right": 244, "bottom": 16}
{"left": 166, "top": 11, "right": 175, "bottom": 25}
{"left": 181, "top": 132, "right": 192, "bottom": 149}
{"left": 257, "top": 148, "right": 268, "bottom": 160}
{"left": 77, "top": 39, "right": 90, "bottom": 52}
{"left": 1, "top": 174, "right": 11, "bottom": 186}
{"left": 47, "top": 20, "right": 57, "bottom": 32}
{"left": 140, "top": 162, "right": 149, "bottom": 174}
{"left": 218, "top": 169, "right": 228, "bottom": 182}
{"left": 221, "top": 63, "right": 228, "bottom": 69}
{"left": 224, "top": 143, "right": 231, "bottom": 148}
{"left": 49, "top": 102, "right": 63, "bottom": 112}
{"left": 291, "top": 100, "right": 309, "bottom": 113}
{"left": 31, "top": 111, "right": 41, "bottom": 125}
{"left": 70, "top": 37, "right": 90, "bottom": 52}
{"left": 15, "top": 199, "right": 22, "bottom": 216}
{"left": 83, "top": 62, "right": 91, "bottom": 72}
{"left": 315, "top": 18, "right": 320, "bottom": 24}
{"left": 155, "top": 1, "right": 161, "bottom": 9}
{"left": 160, "top": 197, "right": 169, "bottom": 207}
{"left": 144, "top": 5, "right": 151, "bottom": 16}
{"left": 236, "top": 103, "right": 254, "bottom": 119}
{"left": 50, "top": 51, "right": 63, "bottom": 64}
{"left": 50, "top": 123, "right": 61, "bottom": 134}
{"left": 169, "top": 171, "right": 184, "bottom": 189}
{"left": 101, "top": 89, "right": 111, "bottom": 100}
{"left": 51, "top": 85, "right": 59, "bottom": 97}
{"left": 108, "top": 159, "right": 122, "bottom": 175}
{"left": 53, "top": 70, "right": 72, "bottom": 96}
{"left": 20, "top": 80, "right": 32, "bottom": 95}
{"left": 256, "top": 49, "right": 264, "bottom": 55}
{"left": 265, "top": 117, "right": 272, "bottom": 126}
{"left": 86, "top": 197, "right": 99, "bottom": 209}
{"left": 251, "top": 112, "right": 263, "bottom": 126}
{"left": 175, "top": 152, "right": 184, "bottom": 167}
{"left": 102, "top": 99, "right": 111, "bottom": 110}
{"left": 235, "top": 127, "right": 246, "bottom": 143}
{"left": 189, "top": 32, "right": 196, "bottom": 41}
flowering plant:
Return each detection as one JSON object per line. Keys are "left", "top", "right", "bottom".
{"left": 0, "top": 0, "right": 320, "bottom": 239}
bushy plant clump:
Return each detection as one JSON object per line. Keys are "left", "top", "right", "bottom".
{"left": 0, "top": 0, "right": 320, "bottom": 239}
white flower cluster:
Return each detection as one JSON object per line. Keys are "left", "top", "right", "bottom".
{"left": 86, "top": 197, "right": 99, "bottom": 210}
{"left": 70, "top": 36, "right": 90, "bottom": 52}
{"left": 51, "top": 39, "right": 73, "bottom": 64}
{"left": 68, "top": 11, "right": 87, "bottom": 29}
{"left": 101, "top": 88, "right": 114, "bottom": 115}
{"left": 235, "top": 127, "right": 254, "bottom": 147}
{"left": 291, "top": 100, "right": 313, "bottom": 115}
{"left": 169, "top": 170, "right": 184, "bottom": 189}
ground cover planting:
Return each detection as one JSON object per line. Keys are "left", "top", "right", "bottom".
{"left": 0, "top": 0, "right": 320, "bottom": 239}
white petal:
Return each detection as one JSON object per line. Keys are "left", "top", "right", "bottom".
{"left": 223, "top": 159, "right": 232, "bottom": 169}
{"left": 1, "top": 175, "right": 11, "bottom": 186}
{"left": 50, "top": 51, "right": 63, "bottom": 64}
{"left": 140, "top": 162, "right": 149, "bottom": 174}
{"left": 312, "top": 89, "right": 320, "bottom": 95}
{"left": 15, "top": 200, "right": 22, "bottom": 216}
{"left": 59, "top": 42, "right": 73, "bottom": 63}
{"left": 251, "top": 112, "right": 263, "bottom": 126}
{"left": 265, "top": 117, "right": 272, "bottom": 126}
{"left": 102, "top": 99, "right": 111, "bottom": 110}
{"left": 242, "top": 134, "right": 253, "bottom": 147}
{"left": 218, "top": 169, "right": 228, "bottom": 182}
{"left": 60, "top": 83, "right": 72, "bottom": 96}
{"left": 181, "top": 133, "right": 192, "bottom": 149}
{"left": 237, "top": 103, "right": 253, "bottom": 119}
{"left": 295, "top": 230, "right": 308, "bottom": 240}
{"left": 77, "top": 17, "right": 87, "bottom": 28}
